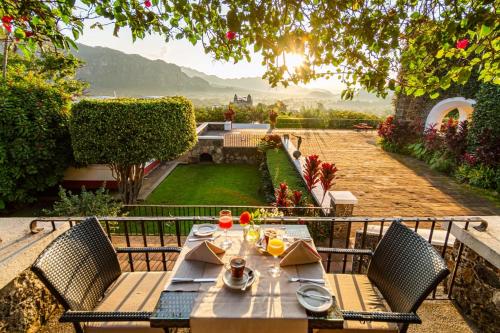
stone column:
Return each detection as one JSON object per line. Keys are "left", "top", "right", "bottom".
{"left": 329, "top": 191, "right": 358, "bottom": 239}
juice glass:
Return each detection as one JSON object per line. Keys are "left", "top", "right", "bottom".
{"left": 218, "top": 210, "right": 233, "bottom": 249}
{"left": 267, "top": 238, "right": 285, "bottom": 277}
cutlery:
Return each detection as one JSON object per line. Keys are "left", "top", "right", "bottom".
{"left": 284, "top": 236, "right": 313, "bottom": 242}
{"left": 187, "top": 234, "right": 221, "bottom": 242}
{"left": 297, "top": 290, "right": 331, "bottom": 301}
{"left": 171, "top": 278, "right": 217, "bottom": 283}
{"left": 289, "top": 277, "right": 325, "bottom": 284}
{"left": 241, "top": 271, "right": 254, "bottom": 291}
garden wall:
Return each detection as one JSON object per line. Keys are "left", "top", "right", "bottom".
{"left": 182, "top": 137, "right": 261, "bottom": 164}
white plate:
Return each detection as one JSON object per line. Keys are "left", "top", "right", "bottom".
{"left": 296, "top": 283, "right": 333, "bottom": 313}
{"left": 222, "top": 267, "right": 255, "bottom": 291}
{"left": 194, "top": 224, "right": 217, "bottom": 237}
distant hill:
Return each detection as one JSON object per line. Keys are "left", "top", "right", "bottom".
{"left": 72, "top": 44, "right": 331, "bottom": 98}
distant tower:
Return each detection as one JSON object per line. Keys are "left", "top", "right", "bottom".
{"left": 247, "top": 94, "right": 252, "bottom": 105}
{"left": 234, "top": 94, "right": 238, "bottom": 103}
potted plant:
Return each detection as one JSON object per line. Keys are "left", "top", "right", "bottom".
{"left": 269, "top": 109, "right": 278, "bottom": 130}
{"left": 224, "top": 105, "right": 235, "bottom": 130}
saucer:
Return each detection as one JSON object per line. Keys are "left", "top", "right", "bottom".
{"left": 194, "top": 224, "right": 217, "bottom": 237}
{"left": 296, "top": 283, "right": 333, "bottom": 313}
{"left": 223, "top": 267, "right": 256, "bottom": 290}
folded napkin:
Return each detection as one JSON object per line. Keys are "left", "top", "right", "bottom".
{"left": 280, "top": 240, "right": 321, "bottom": 267}
{"left": 185, "top": 241, "right": 225, "bottom": 265}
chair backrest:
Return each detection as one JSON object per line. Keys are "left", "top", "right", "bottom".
{"left": 32, "top": 217, "right": 121, "bottom": 311}
{"left": 367, "top": 221, "right": 449, "bottom": 313}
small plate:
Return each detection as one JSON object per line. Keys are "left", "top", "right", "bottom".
{"left": 223, "top": 267, "right": 256, "bottom": 290}
{"left": 296, "top": 284, "right": 333, "bottom": 313}
{"left": 194, "top": 224, "right": 217, "bottom": 237}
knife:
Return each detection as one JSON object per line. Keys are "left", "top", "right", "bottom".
{"left": 289, "top": 277, "right": 325, "bottom": 284}
{"left": 171, "top": 278, "right": 218, "bottom": 283}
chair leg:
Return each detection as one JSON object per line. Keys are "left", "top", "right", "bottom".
{"left": 399, "top": 323, "right": 409, "bottom": 333}
{"left": 73, "top": 322, "right": 84, "bottom": 333}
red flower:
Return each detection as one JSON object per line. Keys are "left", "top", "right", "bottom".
{"left": 304, "top": 155, "right": 321, "bottom": 193}
{"left": 25, "top": 30, "right": 34, "bottom": 38}
{"left": 226, "top": 31, "right": 236, "bottom": 40}
{"left": 275, "top": 182, "right": 290, "bottom": 207}
{"left": 319, "top": 162, "right": 338, "bottom": 203}
{"left": 2, "top": 16, "right": 13, "bottom": 24}
{"left": 456, "top": 39, "right": 469, "bottom": 50}
{"left": 239, "top": 211, "right": 251, "bottom": 225}
{"left": 291, "top": 190, "right": 302, "bottom": 206}
{"left": 144, "top": 0, "right": 152, "bottom": 8}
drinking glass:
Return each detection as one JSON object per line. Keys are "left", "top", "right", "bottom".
{"left": 267, "top": 238, "right": 285, "bottom": 277}
{"left": 218, "top": 210, "right": 233, "bottom": 249}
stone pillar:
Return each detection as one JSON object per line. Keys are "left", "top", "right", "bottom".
{"left": 224, "top": 121, "right": 232, "bottom": 131}
{"left": 329, "top": 191, "right": 358, "bottom": 239}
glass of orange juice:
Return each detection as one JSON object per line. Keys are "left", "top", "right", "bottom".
{"left": 267, "top": 238, "right": 285, "bottom": 277}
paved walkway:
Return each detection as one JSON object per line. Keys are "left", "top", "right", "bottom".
{"left": 277, "top": 130, "right": 499, "bottom": 217}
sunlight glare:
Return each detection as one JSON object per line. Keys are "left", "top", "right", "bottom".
{"left": 284, "top": 52, "right": 305, "bottom": 71}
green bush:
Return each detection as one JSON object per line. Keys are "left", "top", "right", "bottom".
{"left": 44, "top": 186, "right": 123, "bottom": 217}
{"left": 428, "top": 151, "right": 456, "bottom": 174}
{"left": 71, "top": 97, "right": 197, "bottom": 203}
{"left": 455, "top": 164, "right": 499, "bottom": 190}
{"left": 0, "top": 79, "right": 72, "bottom": 208}
{"left": 469, "top": 84, "right": 500, "bottom": 166}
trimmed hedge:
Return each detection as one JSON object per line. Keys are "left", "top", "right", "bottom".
{"left": 70, "top": 97, "right": 197, "bottom": 165}
{"left": 0, "top": 79, "right": 72, "bottom": 208}
{"left": 276, "top": 117, "right": 381, "bottom": 129}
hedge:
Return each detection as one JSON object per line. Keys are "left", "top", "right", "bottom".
{"left": 276, "top": 117, "right": 381, "bottom": 129}
{"left": 70, "top": 97, "right": 197, "bottom": 203}
{"left": 0, "top": 79, "right": 72, "bottom": 208}
{"left": 71, "top": 97, "right": 197, "bottom": 165}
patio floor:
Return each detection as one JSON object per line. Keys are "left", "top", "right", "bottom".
{"left": 277, "top": 129, "right": 499, "bottom": 217}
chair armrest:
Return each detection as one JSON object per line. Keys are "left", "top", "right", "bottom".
{"left": 316, "top": 247, "right": 373, "bottom": 256}
{"left": 115, "top": 246, "right": 182, "bottom": 253}
{"left": 341, "top": 310, "right": 421, "bottom": 324}
{"left": 60, "top": 311, "right": 152, "bottom": 322}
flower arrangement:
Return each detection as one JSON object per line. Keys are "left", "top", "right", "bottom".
{"left": 303, "top": 154, "right": 321, "bottom": 192}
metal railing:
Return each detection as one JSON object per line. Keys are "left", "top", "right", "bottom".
{"left": 124, "top": 204, "right": 327, "bottom": 219}
{"left": 30, "top": 215, "right": 485, "bottom": 300}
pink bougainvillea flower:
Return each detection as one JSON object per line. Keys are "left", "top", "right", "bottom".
{"left": 226, "top": 31, "right": 236, "bottom": 40}
{"left": 456, "top": 39, "right": 469, "bottom": 49}
{"left": 144, "top": 0, "right": 152, "bottom": 8}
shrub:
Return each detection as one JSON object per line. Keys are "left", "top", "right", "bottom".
{"left": 454, "top": 164, "right": 499, "bottom": 190}
{"left": 44, "top": 186, "right": 123, "bottom": 217}
{"left": 303, "top": 155, "right": 321, "bottom": 193}
{"left": 71, "top": 97, "right": 197, "bottom": 203}
{"left": 442, "top": 119, "right": 468, "bottom": 160}
{"left": 223, "top": 106, "right": 235, "bottom": 121}
{"left": 319, "top": 162, "right": 338, "bottom": 204}
{"left": 257, "top": 134, "right": 282, "bottom": 152}
{"left": 378, "top": 115, "right": 420, "bottom": 151}
{"left": 469, "top": 84, "right": 500, "bottom": 167}
{"left": 428, "top": 151, "right": 456, "bottom": 174}
{"left": 0, "top": 78, "right": 73, "bottom": 208}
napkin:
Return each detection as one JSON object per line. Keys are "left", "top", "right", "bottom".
{"left": 280, "top": 240, "right": 321, "bottom": 267}
{"left": 185, "top": 241, "right": 225, "bottom": 265}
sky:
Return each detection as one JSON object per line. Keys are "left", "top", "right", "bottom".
{"left": 77, "top": 23, "right": 344, "bottom": 93}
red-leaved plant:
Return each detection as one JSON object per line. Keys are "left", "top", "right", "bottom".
{"left": 224, "top": 106, "right": 235, "bottom": 122}
{"left": 303, "top": 155, "right": 321, "bottom": 193}
{"left": 269, "top": 109, "right": 278, "bottom": 128}
{"left": 291, "top": 190, "right": 302, "bottom": 206}
{"left": 275, "top": 182, "right": 290, "bottom": 207}
{"left": 320, "top": 162, "right": 338, "bottom": 203}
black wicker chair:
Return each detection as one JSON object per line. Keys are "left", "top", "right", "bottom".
{"left": 32, "top": 216, "right": 181, "bottom": 333}
{"left": 317, "top": 221, "right": 450, "bottom": 333}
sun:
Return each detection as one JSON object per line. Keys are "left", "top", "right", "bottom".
{"left": 284, "top": 52, "right": 305, "bottom": 72}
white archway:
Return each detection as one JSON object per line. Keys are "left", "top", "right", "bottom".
{"left": 425, "top": 97, "right": 475, "bottom": 130}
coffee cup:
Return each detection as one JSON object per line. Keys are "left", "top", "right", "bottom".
{"left": 230, "top": 257, "right": 246, "bottom": 280}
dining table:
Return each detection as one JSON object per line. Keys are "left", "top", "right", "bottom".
{"left": 150, "top": 224, "right": 343, "bottom": 333}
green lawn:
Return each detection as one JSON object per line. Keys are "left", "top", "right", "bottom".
{"left": 144, "top": 164, "right": 266, "bottom": 205}
{"left": 266, "top": 148, "right": 312, "bottom": 202}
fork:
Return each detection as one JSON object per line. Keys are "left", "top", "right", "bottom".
{"left": 187, "top": 234, "right": 221, "bottom": 242}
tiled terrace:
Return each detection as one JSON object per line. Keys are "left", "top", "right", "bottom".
{"left": 279, "top": 129, "right": 499, "bottom": 217}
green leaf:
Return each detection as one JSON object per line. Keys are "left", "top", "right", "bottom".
{"left": 479, "top": 24, "right": 491, "bottom": 38}
{"left": 414, "top": 88, "right": 425, "bottom": 97}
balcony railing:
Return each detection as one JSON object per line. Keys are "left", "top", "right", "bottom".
{"left": 30, "top": 215, "right": 484, "bottom": 301}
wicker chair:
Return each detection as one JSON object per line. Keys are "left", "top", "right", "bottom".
{"left": 32, "top": 216, "right": 181, "bottom": 333}
{"left": 317, "top": 221, "right": 450, "bottom": 333}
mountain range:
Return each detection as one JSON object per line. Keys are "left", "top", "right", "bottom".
{"left": 72, "top": 43, "right": 392, "bottom": 115}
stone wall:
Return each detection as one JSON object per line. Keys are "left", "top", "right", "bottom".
{"left": 182, "top": 138, "right": 261, "bottom": 164}
{"left": 0, "top": 270, "right": 61, "bottom": 333}
{"left": 449, "top": 241, "right": 500, "bottom": 332}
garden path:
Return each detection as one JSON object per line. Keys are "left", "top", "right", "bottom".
{"left": 277, "top": 129, "right": 499, "bottom": 217}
